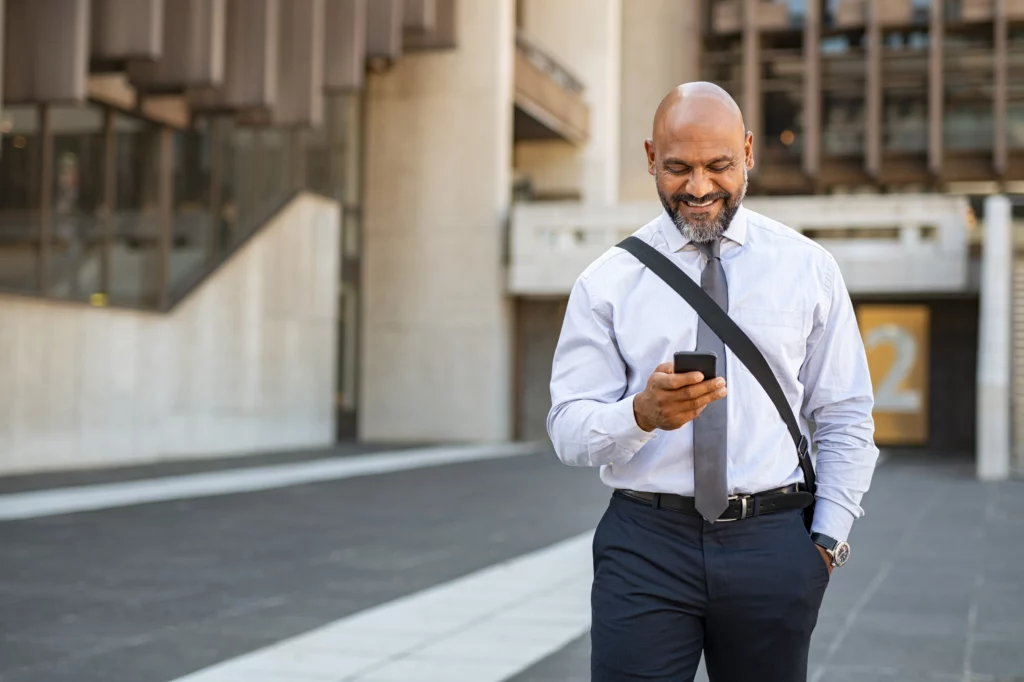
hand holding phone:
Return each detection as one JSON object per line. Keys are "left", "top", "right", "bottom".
{"left": 632, "top": 354, "right": 727, "bottom": 433}
{"left": 673, "top": 351, "right": 718, "bottom": 380}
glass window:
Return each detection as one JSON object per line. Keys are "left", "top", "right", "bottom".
{"left": 763, "top": 90, "right": 804, "bottom": 158}
{"left": 881, "top": 31, "right": 928, "bottom": 153}
{"left": 943, "top": 32, "right": 994, "bottom": 153}
{"left": 113, "top": 113, "right": 163, "bottom": 307}
{"left": 823, "top": 96, "right": 865, "bottom": 156}
{"left": 218, "top": 117, "right": 251, "bottom": 248}
{"left": 259, "top": 127, "right": 293, "bottom": 207}
{"left": 945, "top": 104, "right": 993, "bottom": 151}
{"left": 305, "top": 112, "right": 332, "bottom": 198}
{"left": 911, "top": 0, "right": 929, "bottom": 23}
{"left": 49, "top": 104, "right": 106, "bottom": 301}
{"left": 1009, "top": 107, "right": 1024, "bottom": 150}
{"left": 1008, "top": 31, "right": 1024, "bottom": 150}
{"left": 884, "top": 95, "right": 928, "bottom": 152}
{"left": 0, "top": 106, "right": 40, "bottom": 292}
{"left": 171, "top": 121, "right": 214, "bottom": 286}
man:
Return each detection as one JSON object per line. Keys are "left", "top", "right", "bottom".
{"left": 547, "top": 82, "right": 879, "bottom": 681}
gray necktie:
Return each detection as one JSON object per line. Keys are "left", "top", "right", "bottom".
{"left": 694, "top": 239, "right": 729, "bottom": 523}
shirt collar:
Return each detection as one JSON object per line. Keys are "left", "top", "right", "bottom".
{"left": 657, "top": 205, "right": 748, "bottom": 252}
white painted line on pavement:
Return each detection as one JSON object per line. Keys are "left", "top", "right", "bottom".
{"left": 168, "top": 531, "right": 594, "bottom": 682}
{"left": 0, "top": 443, "right": 541, "bottom": 521}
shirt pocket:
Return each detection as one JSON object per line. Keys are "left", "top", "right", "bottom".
{"left": 730, "top": 306, "right": 807, "bottom": 369}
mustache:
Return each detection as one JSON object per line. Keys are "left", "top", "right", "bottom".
{"left": 673, "top": 191, "right": 730, "bottom": 204}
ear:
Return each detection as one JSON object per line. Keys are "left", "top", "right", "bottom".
{"left": 645, "top": 138, "right": 656, "bottom": 176}
{"left": 744, "top": 131, "right": 755, "bottom": 171}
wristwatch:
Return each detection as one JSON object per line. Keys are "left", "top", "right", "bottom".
{"left": 810, "top": 533, "right": 851, "bottom": 568}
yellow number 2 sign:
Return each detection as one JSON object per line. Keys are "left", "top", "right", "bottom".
{"left": 856, "top": 304, "right": 930, "bottom": 446}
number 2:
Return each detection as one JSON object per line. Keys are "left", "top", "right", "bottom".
{"left": 864, "top": 324, "right": 921, "bottom": 413}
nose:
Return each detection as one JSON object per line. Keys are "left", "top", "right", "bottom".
{"left": 685, "top": 168, "right": 714, "bottom": 200}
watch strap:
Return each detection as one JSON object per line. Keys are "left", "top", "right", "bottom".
{"left": 810, "top": 532, "right": 838, "bottom": 551}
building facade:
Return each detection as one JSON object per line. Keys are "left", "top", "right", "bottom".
{"left": 508, "top": 0, "right": 1024, "bottom": 479}
{"left": 0, "top": 0, "right": 1020, "bottom": 478}
{"left": 701, "top": 0, "right": 1024, "bottom": 194}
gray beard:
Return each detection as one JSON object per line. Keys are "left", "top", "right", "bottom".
{"left": 667, "top": 171, "right": 748, "bottom": 244}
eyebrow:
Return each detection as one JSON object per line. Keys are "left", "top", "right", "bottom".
{"left": 662, "top": 155, "right": 735, "bottom": 166}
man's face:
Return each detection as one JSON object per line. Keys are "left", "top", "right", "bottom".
{"left": 646, "top": 110, "right": 754, "bottom": 243}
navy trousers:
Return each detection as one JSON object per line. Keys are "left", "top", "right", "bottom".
{"left": 591, "top": 492, "right": 830, "bottom": 682}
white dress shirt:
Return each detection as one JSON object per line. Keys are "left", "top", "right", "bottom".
{"left": 547, "top": 206, "right": 879, "bottom": 541}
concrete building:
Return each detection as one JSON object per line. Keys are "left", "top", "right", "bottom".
{"left": 0, "top": 0, "right": 1021, "bottom": 479}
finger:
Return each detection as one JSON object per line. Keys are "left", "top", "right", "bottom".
{"left": 693, "top": 386, "right": 727, "bottom": 408}
{"left": 655, "top": 371, "right": 705, "bottom": 390}
{"left": 668, "top": 408, "right": 703, "bottom": 427}
{"left": 652, "top": 370, "right": 703, "bottom": 390}
{"left": 663, "top": 385, "right": 727, "bottom": 415}
{"left": 647, "top": 363, "right": 679, "bottom": 390}
{"left": 673, "top": 377, "right": 726, "bottom": 398}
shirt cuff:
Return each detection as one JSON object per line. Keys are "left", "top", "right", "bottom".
{"left": 602, "top": 394, "right": 658, "bottom": 461}
{"left": 810, "top": 498, "right": 856, "bottom": 542}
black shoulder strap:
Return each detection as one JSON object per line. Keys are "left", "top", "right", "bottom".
{"left": 617, "top": 236, "right": 816, "bottom": 494}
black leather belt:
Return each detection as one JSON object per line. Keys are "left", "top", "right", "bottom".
{"left": 614, "top": 484, "right": 814, "bottom": 521}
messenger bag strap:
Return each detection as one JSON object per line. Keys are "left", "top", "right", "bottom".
{"left": 616, "top": 236, "right": 817, "bottom": 502}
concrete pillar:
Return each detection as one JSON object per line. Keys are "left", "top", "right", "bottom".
{"left": 516, "top": 0, "right": 622, "bottom": 204}
{"left": 742, "top": 0, "right": 762, "bottom": 170}
{"left": 928, "top": 0, "right": 944, "bottom": 176}
{"left": 403, "top": 0, "right": 435, "bottom": 32}
{"left": 0, "top": 0, "right": 4, "bottom": 111}
{"left": 366, "top": 0, "right": 404, "bottom": 65}
{"left": 190, "top": 0, "right": 279, "bottom": 113}
{"left": 803, "top": 0, "right": 822, "bottom": 179}
{"left": 361, "top": 0, "right": 515, "bottom": 442}
{"left": 91, "top": 0, "right": 164, "bottom": 63}
{"left": 324, "top": 0, "right": 367, "bottom": 92}
{"left": 617, "top": 0, "right": 702, "bottom": 202}
{"left": 4, "top": 0, "right": 90, "bottom": 103}
{"left": 994, "top": 0, "right": 1008, "bottom": 176}
{"left": 128, "top": 0, "right": 226, "bottom": 92}
{"left": 866, "top": 0, "right": 882, "bottom": 177}
{"left": 275, "top": 0, "right": 325, "bottom": 127}
{"left": 977, "top": 194, "right": 1012, "bottom": 480}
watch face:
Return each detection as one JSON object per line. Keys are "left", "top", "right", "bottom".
{"left": 833, "top": 541, "right": 851, "bottom": 567}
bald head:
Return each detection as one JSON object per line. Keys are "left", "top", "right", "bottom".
{"left": 644, "top": 81, "right": 753, "bottom": 244}
{"left": 652, "top": 82, "right": 746, "bottom": 142}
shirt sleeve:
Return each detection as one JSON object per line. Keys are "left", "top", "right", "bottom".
{"left": 546, "top": 275, "right": 657, "bottom": 467}
{"left": 800, "top": 259, "right": 880, "bottom": 542}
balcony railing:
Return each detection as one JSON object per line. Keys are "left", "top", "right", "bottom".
{"left": 509, "top": 195, "right": 972, "bottom": 296}
{"left": 515, "top": 32, "right": 585, "bottom": 95}
{"left": 514, "top": 31, "right": 589, "bottom": 145}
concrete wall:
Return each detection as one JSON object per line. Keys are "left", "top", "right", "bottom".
{"left": 515, "top": 0, "right": 622, "bottom": 204}
{"left": 0, "top": 193, "right": 340, "bottom": 475}
{"left": 360, "top": 0, "right": 515, "bottom": 442}
{"left": 514, "top": 298, "right": 567, "bottom": 442}
{"left": 617, "top": 0, "right": 702, "bottom": 202}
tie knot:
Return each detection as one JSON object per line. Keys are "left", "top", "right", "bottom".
{"left": 697, "top": 239, "right": 721, "bottom": 260}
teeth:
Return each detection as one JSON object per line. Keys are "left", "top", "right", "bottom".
{"left": 687, "top": 200, "right": 714, "bottom": 207}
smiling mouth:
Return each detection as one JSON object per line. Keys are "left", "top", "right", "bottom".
{"left": 684, "top": 198, "right": 720, "bottom": 209}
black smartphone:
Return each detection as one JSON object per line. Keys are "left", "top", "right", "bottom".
{"left": 673, "top": 351, "right": 718, "bottom": 380}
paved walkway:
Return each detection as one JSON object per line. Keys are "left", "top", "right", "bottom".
{"left": 1, "top": 448, "right": 1022, "bottom": 682}
{"left": 512, "top": 453, "right": 1024, "bottom": 682}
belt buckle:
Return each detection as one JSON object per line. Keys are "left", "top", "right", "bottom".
{"left": 719, "top": 493, "right": 751, "bottom": 522}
